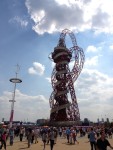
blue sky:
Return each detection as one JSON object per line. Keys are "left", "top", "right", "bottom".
{"left": 0, "top": 0, "right": 113, "bottom": 123}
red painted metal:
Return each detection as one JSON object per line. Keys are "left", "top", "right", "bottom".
{"left": 49, "top": 29, "right": 85, "bottom": 122}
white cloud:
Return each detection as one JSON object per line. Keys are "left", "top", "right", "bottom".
{"left": 45, "top": 77, "right": 51, "bottom": 83}
{"left": 51, "top": 62, "right": 55, "bottom": 68}
{"left": 75, "top": 68, "right": 113, "bottom": 121}
{"left": 109, "top": 45, "right": 113, "bottom": 50}
{"left": 0, "top": 89, "right": 49, "bottom": 122}
{"left": 54, "top": 0, "right": 76, "bottom": 6}
{"left": 28, "top": 67, "right": 37, "bottom": 74}
{"left": 85, "top": 56, "right": 99, "bottom": 66}
{"left": 28, "top": 62, "right": 45, "bottom": 76}
{"left": 86, "top": 45, "right": 98, "bottom": 52}
{"left": 25, "top": 0, "right": 113, "bottom": 34}
{"left": 9, "top": 16, "right": 28, "bottom": 27}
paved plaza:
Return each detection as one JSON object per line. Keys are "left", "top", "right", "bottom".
{"left": 5, "top": 135, "right": 113, "bottom": 150}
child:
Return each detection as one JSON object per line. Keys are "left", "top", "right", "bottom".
{"left": 72, "top": 129, "right": 79, "bottom": 144}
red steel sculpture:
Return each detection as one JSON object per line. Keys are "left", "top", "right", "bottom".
{"left": 49, "top": 29, "right": 85, "bottom": 122}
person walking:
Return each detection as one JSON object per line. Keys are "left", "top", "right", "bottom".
{"left": 34, "top": 127, "right": 39, "bottom": 144}
{"left": 49, "top": 128, "right": 55, "bottom": 150}
{"left": 58, "top": 127, "right": 62, "bottom": 137}
{"left": 53, "top": 127, "right": 58, "bottom": 144}
{"left": 31, "top": 129, "right": 34, "bottom": 144}
{"left": 89, "top": 128, "right": 97, "bottom": 150}
{"left": 0, "top": 131, "right": 7, "bottom": 150}
{"left": 72, "top": 128, "right": 79, "bottom": 144}
{"left": 27, "top": 128, "right": 32, "bottom": 148}
{"left": 66, "top": 127, "right": 71, "bottom": 143}
{"left": 47, "top": 128, "right": 50, "bottom": 144}
{"left": 19, "top": 127, "right": 25, "bottom": 142}
{"left": 96, "top": 132, "right": 113, "bottom": 150}
{"left": 9, "top": 127, "right": 14, "bottom": 146}
{"left": 42, "top": 130, "right": 47, "bottom": 150}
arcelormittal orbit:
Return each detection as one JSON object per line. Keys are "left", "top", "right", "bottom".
{"left": 49, "top": 29, "right": 85, "bottom": 124}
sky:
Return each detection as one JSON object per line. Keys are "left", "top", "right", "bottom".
{"left": 0, "top": 0, "right": 113, "bottom": 123}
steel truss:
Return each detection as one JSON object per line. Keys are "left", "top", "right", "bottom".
{"left": 49, "top": 29, "right": 85, "bottom": 122}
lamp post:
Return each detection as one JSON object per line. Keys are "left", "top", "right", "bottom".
{"left": 9, "top": 65, "right": 22, "bottom": 128}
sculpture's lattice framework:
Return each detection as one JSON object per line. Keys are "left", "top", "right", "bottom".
{"left": 49, "top": 29, "right": 85, "bottom": 122}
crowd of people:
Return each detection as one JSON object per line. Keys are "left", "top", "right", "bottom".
{"left": 0, "top": 124, "right": 113, "bottom": 150}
